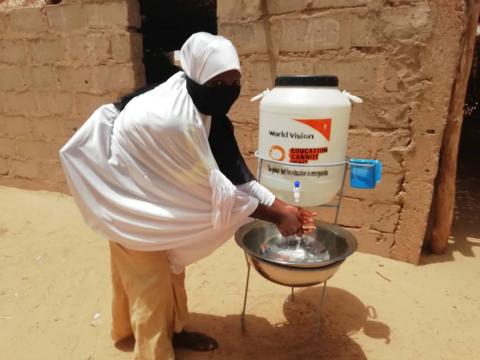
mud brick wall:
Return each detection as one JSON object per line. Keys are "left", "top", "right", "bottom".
{"left": 0, "top": 0, "right": 144, "bottom": 192}
{"left": 218, "top": 0, "right": 466, "bottom": 263}
{"left": 0, "top": 0, "right": 467, "bottom": 263}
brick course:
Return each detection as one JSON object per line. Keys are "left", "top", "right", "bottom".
{"left": 0, "top": 0, "right": 144, "bottom": 191}
{"left": 8, "top": 7, "right": 47, "bottom": 33}
{"left": 0, "top": 39, "right": 27, "bottom": 64}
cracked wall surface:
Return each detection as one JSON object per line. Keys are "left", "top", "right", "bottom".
{"left": 218, "top": 0, "right": 466, "bottom": 263}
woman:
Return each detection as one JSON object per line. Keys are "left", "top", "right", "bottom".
{"left": 60, "top": 32, "right": 315, "bottom": 359}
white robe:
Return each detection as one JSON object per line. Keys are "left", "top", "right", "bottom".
{"left": 60, "top": 72, "right": 259, "bottom": 273}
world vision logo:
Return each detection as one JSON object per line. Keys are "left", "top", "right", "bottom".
{"left": 269, "top": 145, "right": 286, "bottom": 161}
{"left": 293, "top": 118, "right": 331, "bottom": 141}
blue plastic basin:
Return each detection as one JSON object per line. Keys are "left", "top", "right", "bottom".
{"left": 349, "top": 159, "right": 382, "bottom": 189}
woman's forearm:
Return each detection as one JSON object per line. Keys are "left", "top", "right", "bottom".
{"left": 249, "top": 202, "right": 284, "bottom": 224}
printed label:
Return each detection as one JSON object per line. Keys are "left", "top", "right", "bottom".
{"left": 288, "top": 147, "right": 328, "bottom": 164}
{"left": 262, "top": 115, "right": 336, "bottom": 165}
{"left": 268, "top": 130, "right": 314, "bottom": 139}
{"left": 266, "top": 164, "right": 329, "bottom": 178}
{"left": 294, "top": 118, "right": 331, "bottom": 141}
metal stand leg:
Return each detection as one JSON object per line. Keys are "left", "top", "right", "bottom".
{"left": 241, "top": 253, "right": 251, "bottom": 334}
{"left": 257, "top": 158, "right": 264, "bottom": 183}
{"left": 316, "top": 281, "right": 328, "bottom": 333}
{"left": 291, "top": 287, "right": 295, "bottom": 302}
{"left": 334, "top": 162, "right": 349, "bottom": 224}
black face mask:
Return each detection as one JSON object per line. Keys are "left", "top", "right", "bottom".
{"left": 185, "top": 76, "right": 241, "bottom": 116}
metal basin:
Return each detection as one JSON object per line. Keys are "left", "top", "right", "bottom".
{"left": 235, "top": 220, "right": 357, "bottom": 287}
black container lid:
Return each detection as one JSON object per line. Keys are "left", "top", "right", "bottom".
{"left": 275, "top": 75, "right": 338, "bottom": 87}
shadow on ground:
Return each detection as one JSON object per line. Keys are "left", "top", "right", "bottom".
{"left": 113, "top": 287, "right": 389, "bottom": 359}
{"left": 136, "top": 286, "right": 389, "bottom": 359}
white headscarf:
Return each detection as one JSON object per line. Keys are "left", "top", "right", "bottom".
{"left": 180, "top": 32, "right": 241, "bottom": 84}
{"left": 60, "top": 33, "right": 258, "bottom": 273}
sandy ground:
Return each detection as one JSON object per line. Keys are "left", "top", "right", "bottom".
{"left": 0, "top": 185, "right": 479, "bottom": 360}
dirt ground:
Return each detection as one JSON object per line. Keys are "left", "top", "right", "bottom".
{"left": 0, "top": 183, "right": 479, "bottom": 360}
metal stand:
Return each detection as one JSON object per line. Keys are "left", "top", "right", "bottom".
{"left": 240, "top": 261, "right": 329, "bottom": 334}
{"left": 241, "top": 253, "right": 251, "bottom": 334}
{"left": 240, "top": 156, "right": 349, "bottom": 333}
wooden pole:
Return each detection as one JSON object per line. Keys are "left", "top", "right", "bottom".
{"left": 426, "top": 0, "right": 480, "bottom": 254}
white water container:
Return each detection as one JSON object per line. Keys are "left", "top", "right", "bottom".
{"left": 258, "top": 75, "right": 352, "bottom": 206}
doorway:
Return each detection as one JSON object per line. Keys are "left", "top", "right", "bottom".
{"left": 453, "top": 26, "right": 480, "bottom": 255}
{"left": 138, "top": 0, "right": 217, "bottom": 85}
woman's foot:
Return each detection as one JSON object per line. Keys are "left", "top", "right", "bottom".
{"left": 172, "top": 330, "right": 218, "bottom": 351}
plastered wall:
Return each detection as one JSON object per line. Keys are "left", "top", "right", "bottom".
{"left": 217, "top": 0, "right": 466, "bottom": 263}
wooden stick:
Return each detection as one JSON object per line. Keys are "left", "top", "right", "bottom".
{"left": 426, "top": 1, "right": 480, "bottom": 254}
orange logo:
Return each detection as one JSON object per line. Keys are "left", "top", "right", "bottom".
{"left": 293, "top": 118, "right": 331, "bottom": 141}
{"left": 269, "top": 145, "right": 286, "bottom": 161}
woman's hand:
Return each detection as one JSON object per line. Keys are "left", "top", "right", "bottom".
{"left": 297, "top": 207, "right": 317, "bottom": 235}
{"left": 275, "top": 204, "right": 303, "bottom": 237}
{"left": 280, "top": 204, "right": 316, "bottom": 236}
{"left": 249, "top": 198, "right": 317, "bottom": 237}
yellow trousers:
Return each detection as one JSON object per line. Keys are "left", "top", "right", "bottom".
{"left": 109, "top": 241, "right": 188, "bottom": 360}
